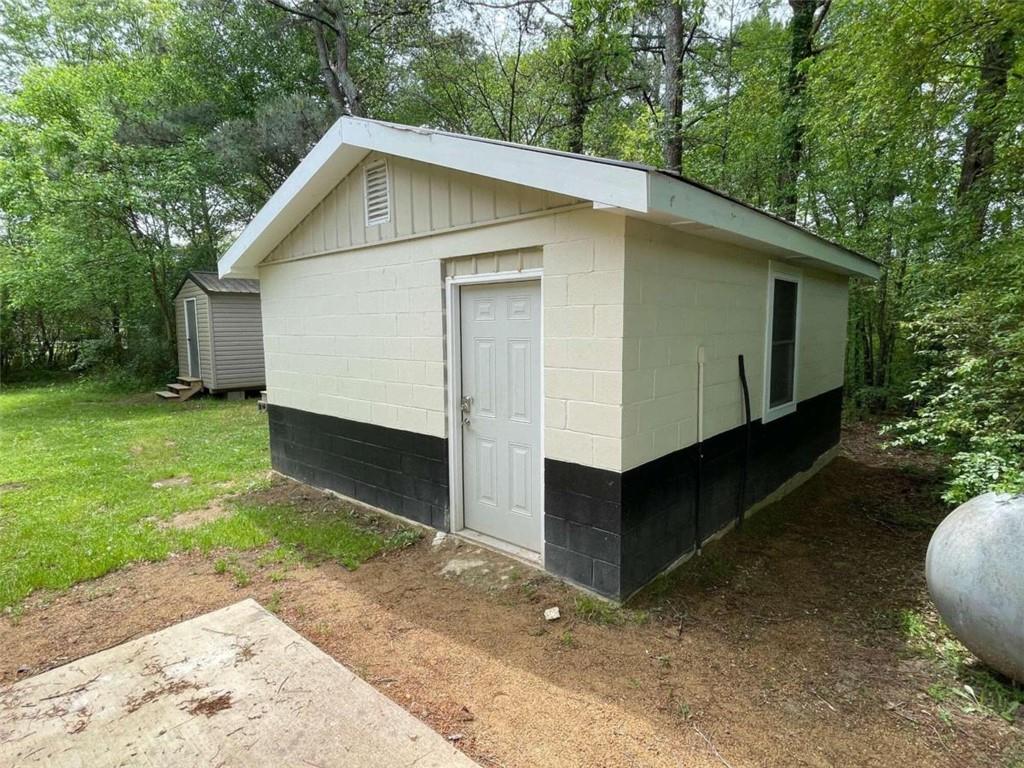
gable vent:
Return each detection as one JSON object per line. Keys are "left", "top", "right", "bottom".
{"left": 364, "top": 159, "right": 391, "bottom": 227}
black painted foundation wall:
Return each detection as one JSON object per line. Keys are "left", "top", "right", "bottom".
{"left": 267, "top": 405, "right": 449, "bottom": 529}
{"left": 544, "top": 387, "right": 843, "bottom": 600}
{"left": 269, "top": 388, "right": 841, "bottom": 602}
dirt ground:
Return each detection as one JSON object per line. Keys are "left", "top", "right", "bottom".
{"left": 3, "top": 426, "right": 1022, "bottom": 767}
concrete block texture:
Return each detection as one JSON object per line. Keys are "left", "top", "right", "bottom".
{"left": 621, "top": 218, "right": 849, "bottom": 471}
{"left": 259, "top": 150, "right": 849, "bottom": 480}
{"left": 259, "top": 147, "right": 624, "bottom": 457}
{"left": 544, "top": 387, "right": 842, "bottom": 600}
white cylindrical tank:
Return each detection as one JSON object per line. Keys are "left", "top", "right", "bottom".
{"left": 926, "top": 492, "right": 1024, "bottom": 683}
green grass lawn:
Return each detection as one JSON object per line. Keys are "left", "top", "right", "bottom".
{"left": 0, "top": 381, "right": 412, "bottom": 608}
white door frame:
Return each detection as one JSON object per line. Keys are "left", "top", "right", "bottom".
{"left": 445, "top": 269, "right": 544, "bottom": 561}
{"left": 184, "top": 297, "right": 201, "bottom": 378}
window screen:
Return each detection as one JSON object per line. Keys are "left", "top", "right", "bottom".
{"left": 768, "top": 278, "right": 798, "bottom": 409}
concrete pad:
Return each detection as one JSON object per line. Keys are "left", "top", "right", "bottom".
{"left": 0, "top": 599, "right": 479, "bottom": 767}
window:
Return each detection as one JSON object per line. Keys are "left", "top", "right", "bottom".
{"left": 363, "top": 159, "right": 390, "bottom": 226}
{"left": 764, "top": 270, "right": 800, "bottom": 420}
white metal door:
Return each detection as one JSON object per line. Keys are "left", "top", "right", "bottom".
{"left": 459, "top": 281, "right": 542, "bottom": 552}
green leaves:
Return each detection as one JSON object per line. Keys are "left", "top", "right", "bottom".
{"left": 887, "top": 235, "right": 1024, "bottom": 503}
{"left": 1, "top": 0, "right": 1021, "bottom": 504}
{"left": 1, "top": 0, "right": 330, "bottom": 378}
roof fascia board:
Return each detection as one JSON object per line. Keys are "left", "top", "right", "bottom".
{"left": 219, "top": 120, "right": 369, "bottom": 277}
{"left": 647, "top": 174, "right": 881, "bottom": 279}
{"left": 219, "top": 115, "right": 878, "bottom": 281}
{"left": 173, "top": 271, "right": 204, "bottom": 298}
{"left": 341, "top": 117, "right": 650, "bottom": 213}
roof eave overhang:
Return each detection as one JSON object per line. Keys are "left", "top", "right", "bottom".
{"left": 219, "top": 117, "right": 650, "bottom": 278}
{"left": 644, "top": 174, "right": 880, "bottom": 279}
{"left": 219, "top": 116, "right": 878, "bottom": 281}
{"left": 219, "top": 122, "right": 370, "bottom": 278}
{"left": 342, "top": 118, "right": 650, "bottom": 212}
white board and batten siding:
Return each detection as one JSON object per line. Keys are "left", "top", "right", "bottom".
{"left": 175, "top": 279, "right": 212, "bottom": 381}
{"left": 264, "top": 152, "right": 581, "bottom": 264}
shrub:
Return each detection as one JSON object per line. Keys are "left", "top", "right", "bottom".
{"left": 887, "top": 241, "right": 1024, "bottom": 504}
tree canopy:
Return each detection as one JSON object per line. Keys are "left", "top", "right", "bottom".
{"left": 1, "top": 0, "right": 1021, "bottom": 500}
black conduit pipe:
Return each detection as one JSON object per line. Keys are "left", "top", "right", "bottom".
{"left": 737, "top": 354, "right": 752, "bottom": 529}
{"left": 694, "top": 440, "right": 703, "bottom": 554}
{"left": 694, "top": 349, "right": 705, "bottom": 555}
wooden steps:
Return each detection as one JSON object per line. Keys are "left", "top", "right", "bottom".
{"left": 155, "top": 376, "right": 203, "bottom": 403}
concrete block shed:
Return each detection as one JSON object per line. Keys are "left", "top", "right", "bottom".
{"left": 173, "top": 271, "right": 266, "bottom": 393}
{"left": 218, "top": 118, "right": 879, "bottom": 600}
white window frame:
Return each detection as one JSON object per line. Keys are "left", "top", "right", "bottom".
{"left": 761, "top": 263, "right": 801, "bottom": 423}
{"left": 363, "top": 158, "right": 391, "bottom": 227}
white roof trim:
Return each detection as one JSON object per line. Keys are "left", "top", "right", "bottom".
{"left": 646, "top": 175, "right": 878, "bottom": 277}
{"left": 342, "top": 119, "right": 649, "bottom": 212}
{"left": 219, "top": 117, "right": 879, "bottom": 279}
{"left": 218, "top": 122, "right": 368, "bottom": 279}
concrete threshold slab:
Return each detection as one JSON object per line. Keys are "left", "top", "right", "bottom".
{"left": 0, "top": 599, "right": 479, "bottom": 767}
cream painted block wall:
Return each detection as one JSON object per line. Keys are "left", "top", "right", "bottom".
{"left": 795, "top": 267, "right": 848, "bottom": 401}
{"left": 621, "top": 219, "right": 848, "bottom": 471}
{"left": 259, "top": 243, "right": 448, "bottom": 438}
{"left": 260, "top": 201, "right": 627, "bottom": 473}
{"left": 542, "top": 213, "right": 627, "bottom": 471}
{"left": 258, "top": 150, "right": 847, "bottom": 476}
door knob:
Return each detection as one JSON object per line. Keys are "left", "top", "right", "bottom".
{"left": 460, "top": 395, "right": 473, "bottom": 425}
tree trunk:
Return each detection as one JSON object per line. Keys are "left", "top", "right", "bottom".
{"left": 147, "top": 259, "right": 175, "bottom": 346}
{"left": 269, "top": 0, "right": 364, "bottom": 117}
{"left": 957, "top": 27, "right": 1014, "bottom": 240}
{"left": 328, "top": 4, "right": 364, "bottom": 117}
{"left": 566, "top": 69, "right": 592, "bottom": 153}
{"left": 313, "top": 23, "right": 349, "bottom": 115}
{"left": 565, "top": 5, "right": 597, "bottom": 155}
{"left": 718, "top": 0, "right": 738, "bottom": 188}
{"left": 776, "top": 0, "right": 823, "bottom": 221}
{"left": 662, "top": 0, "right": 684, "bottom": 173}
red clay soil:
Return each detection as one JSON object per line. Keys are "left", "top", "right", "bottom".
{"left": 2, "top": 426, "right": 1021, "bottom": 767}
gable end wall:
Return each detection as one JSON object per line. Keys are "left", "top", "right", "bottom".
{"left": 265, "top": 152, "right": 582, "bottom": 265}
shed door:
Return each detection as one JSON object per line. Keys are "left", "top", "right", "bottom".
{"left": 460, "top": 281, "right": 542, "bottom": 552}
{"left": 184, "top": 298, "right": 200, "bottom": 378}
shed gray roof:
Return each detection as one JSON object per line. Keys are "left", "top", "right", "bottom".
{"left": 185, "top": 271, "right": 260, "bottom": 295}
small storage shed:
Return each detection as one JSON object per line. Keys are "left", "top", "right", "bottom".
{"left": 218, "top": 117, "right": 879, "bottom": 600}
{"left": 165, "top": 271, "right": 266, "bottom": 398}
